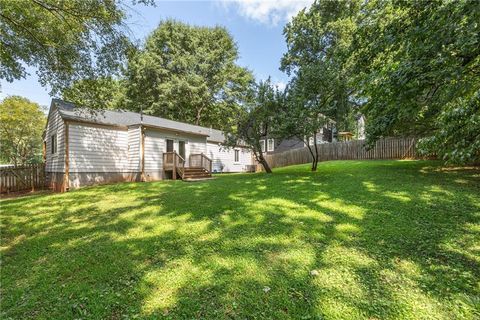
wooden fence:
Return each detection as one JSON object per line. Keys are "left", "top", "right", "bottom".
{"left": 261, "top": 137, "right": 418, "bottom": 170}
{"left": 0, "top": 164, "right": 46, "bottom": 193}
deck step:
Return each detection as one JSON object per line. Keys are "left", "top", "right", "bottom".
{"left": 183, "top": 177, "right": 215, "bottom": 182}
{"left": 183, "top": 174, "right": 212, "bottom": 178}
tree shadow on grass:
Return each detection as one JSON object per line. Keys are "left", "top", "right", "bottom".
{"left": 1, "top": 160, "right": 479, "bottom": 319}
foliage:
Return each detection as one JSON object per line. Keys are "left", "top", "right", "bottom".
{"left": 0, "top": 96, "right": 46, "bottom": 165}
{"left": 0, "top": 0, "right": 152, "bottom": 94}
{"left": 280, "top": 0, "right": 362, "bottom": 170}
{"left": 418, "top": 90, "right": 480, "bottom": 164}
{"left": 225, "top": 79, "right": 283, "bottom": 173}
{"left": 352, "top": 0, "right": 480, "bottom": 161}
{"left": 2, "top": 160, "right": 479, "bottom": 319}
{"left": 284, "top": 0, "right": 480, "bottom": 164}
{"left": 61, "top": 77, "right": 125, "bottom": 109}
{"left": 281, "top": 0, "right": 360, "bottom": 132}
{"left": 123, "top": 20, "right": 254, "bottom": 131}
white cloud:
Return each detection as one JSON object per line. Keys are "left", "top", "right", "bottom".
{"left": 220, "top": 0, "right": 313, "bottom": 26}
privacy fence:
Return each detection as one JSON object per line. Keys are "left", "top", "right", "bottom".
{"left": 0, "top": 164, "right": 46, "bottom": 193}
{"left": 261, "top": 137, "right": 418, "bottom": 170}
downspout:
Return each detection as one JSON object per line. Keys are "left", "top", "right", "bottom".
{"left": 140, "top": 106, "right": 145, "bottom": 182}
{"left": 64, "top": 121, "right": 70, "bottom": 192}
{"left": 140, "top": 125, "right": 145, "bottom": 182}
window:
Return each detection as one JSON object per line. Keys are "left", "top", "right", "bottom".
{"left": 51, "top": 134, "right": 57, "bottom": 154}
{"left": 267, "top": 139, "right": 274, "bottom": 152}
{"left": 260, "top": 140, "right": 265, "bottom": 153}
{"left": 234, "top": 150, "right": 240, "bottom": 163}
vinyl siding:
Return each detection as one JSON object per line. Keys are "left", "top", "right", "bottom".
{"left": 128, "top": 127, "right": 141, "bottom": 172}
{"left": 69, "top": 123, "right": 129, "bottom": 173}
{"left": 144, "top": 128, "right": 208, "bottom": 170}
{"left": 45, "top": 108, "right": 65, "bottom": 172}
{"left": 207, "top": 143, "right": 253, "bottom": 173}
{"left": 144, "top": 130, "right": 164, "bottom": 170}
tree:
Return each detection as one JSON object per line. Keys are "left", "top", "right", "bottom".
{"left": 225, "top": 79, "right": 282, "bottom": 173}
{"left": 417, "top": 91, "right": 480, "bottom": 164}
{"left": 0, "top": 0, "right": 152, "bottom": 94}
{"left": 280, "top": 0, "right": 360, "bottom": 170}
{"left": 61, "top": 76, "right": 124, "bottom": 109}
{"left": 285, "top": 0, "right": 480, "bottom": 164}
{"left": 123, "top": 20, "right": 254, "bottom": 131}
{"left": 351, "top": 0, "right": 480, "bottom": 163}
{"left": 0, "top": 96, "right": 46, "bottom": 165}
{"left": 276, "top": 80, "right": 333, "bottom": 172}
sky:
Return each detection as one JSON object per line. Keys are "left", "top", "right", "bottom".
{"left": 0, "top": 0, "right": 313, "bottom": 108}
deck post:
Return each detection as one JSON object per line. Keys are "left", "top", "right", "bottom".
{"left": 173, "top": 153, "right": 177, "bottom": 180}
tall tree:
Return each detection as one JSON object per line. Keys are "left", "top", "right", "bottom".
{"left": 225, "top": 79, "right": 282, "bottom": 173}
{"left": 352, "top": 0, "right": 480, "bottom": 163}
{"left": 280, "top": 0, "right": 360, "bottom": 170}
{"left": 281, "top": 0, "right": 359, "bottom": 131}
{"left": 0, "top": 96, "right": 46, "bottom": 165}
{"left": 61, "top": 76, "right": 124, "bottom": 109}
{"left": 123, "top": 20, "right": 253, "bottom": 130}
{"left": 0, "top": 0, "right": 152, "bottom": 94}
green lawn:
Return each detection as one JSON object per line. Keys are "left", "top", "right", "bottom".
{"left": 1, "top": 160, "right": 479, "bottom": 319}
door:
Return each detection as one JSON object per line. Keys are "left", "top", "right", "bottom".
{"left": 166, "top": 139, "right": 174, "bottom": 152}
{"left": 178, "top": 140, "right": 186, "bottom": 160}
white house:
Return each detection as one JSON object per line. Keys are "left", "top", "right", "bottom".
{"left": 43, "top": 99, "right": 254, "bottom": 191}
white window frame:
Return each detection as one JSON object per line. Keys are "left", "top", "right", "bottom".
{"left": 234, "top": 149, "right": 240, "bottom": 163}
{"left": 308, "top": 136, "right": 314, "bottom": 146}
{"left": 267, "top": 138, "right": 274, "bottom": 152}
{"left": 260, "top": 140, "right": 266, "bottom": 153}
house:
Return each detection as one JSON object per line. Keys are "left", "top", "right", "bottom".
{"left": 338, "top": 131, "right": 354, "bottom": 141}
{"left": 43, "top": 99, "right": 254, "bottom": 191}
{"left": 259, "top": 119, "right": 336, "bottom": 155}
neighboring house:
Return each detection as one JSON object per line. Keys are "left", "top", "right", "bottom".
{"left": 356, "top": 114, "right": 366, "bottom": 140}
{"left": 259, "top": 119, "right": 336, "bottom": 155}
{"left": 43, "top": 99, "right": 254, "bottom": 191}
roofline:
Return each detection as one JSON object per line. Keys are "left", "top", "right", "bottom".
{"left": 140, "top": 123, "right": 210, "bottom": 137}
{"left": 52, "top": 98, "right": 225, "bottom": 138}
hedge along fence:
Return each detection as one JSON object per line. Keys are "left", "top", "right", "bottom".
{"left": 259, "top": 137, "right": 418, "bottom": 170}
{"left": 0, "top": 163, "right": 46, "bottom": 193}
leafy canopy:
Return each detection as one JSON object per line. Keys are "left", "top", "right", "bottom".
{"left": 123, "top": 20, "right": 253, "bottom": 131}
{"left": 284, "top": 0, "right": 480, "bottom": 164}
{"left": 225, "top": 78, "right": 283, "bottom": 173}
{"left": 61, "top": 77, "right": 124, "bottom": 110}
{"left": 0, "top": 96, "right": 46, "bottom": 165}
{"left": 281, "top": 0, "right": 360, "bottom": 134}
{"left": 0, "top": 0, "right": 152, "bottom": 94}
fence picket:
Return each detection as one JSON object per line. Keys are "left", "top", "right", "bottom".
{"left": 260, "top": 137, "right": 420, "bottom": 170}
{"left": 0, "top": 163, "right": 46, "bottom": 193}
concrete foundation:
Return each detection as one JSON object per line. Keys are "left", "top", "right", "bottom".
{"left": 46, "top": 171, "right": 171, "bottom": 191}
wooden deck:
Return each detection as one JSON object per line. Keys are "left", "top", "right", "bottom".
{"left": 163, "top": 152, "right": 213, "bottom": 181}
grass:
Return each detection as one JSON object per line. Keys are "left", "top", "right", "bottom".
{"left": 1, "top": 160, "right": 479, "bottom": 319}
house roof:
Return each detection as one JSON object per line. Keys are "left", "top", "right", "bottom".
{"left": 52, "top": 99, "right": 226, "bottom": 143}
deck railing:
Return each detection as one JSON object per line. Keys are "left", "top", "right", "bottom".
{"left": 163, "top": 151, "right": 186, "bottom": 179}
{"left": 189, "top": 153, "right": 212, "bottom": 173}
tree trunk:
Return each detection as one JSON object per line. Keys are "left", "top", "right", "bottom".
{"left": 258, "top": 152, "right": 272, "bottom": 173}
{"left": 195, "top": 106, "right": 204, "bottom": 125}
{"left": 312, "top": 134, "right": 319, "bottom": 171}
{"left": 253, "top": 149, "right": 272, "bottom": 173}
{"left": 259, "top": 157, "right": 272, "bottom": 173}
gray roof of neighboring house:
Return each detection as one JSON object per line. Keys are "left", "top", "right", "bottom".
{"left": 52, "top": 99, "right": 226, "bottom": 142}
